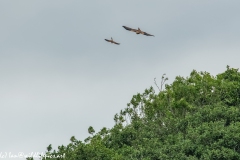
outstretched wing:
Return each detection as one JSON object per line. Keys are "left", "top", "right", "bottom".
{"left": 122, "top": 26, "right": 137, "bottom": 32}
{"left": 113, "top": 41, "right": 120, "bottom": 45}
{"left": 105, "top": 39, "right": 111, "bottom": 42}
{"left": 143, "top": 32, "right": 154, "bottom": 36}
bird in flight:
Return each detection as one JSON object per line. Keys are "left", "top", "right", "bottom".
{"left": 105, "top": 37, "right": 120, "bottom": 45}
{"left": 122, "top": 26, "right": 154, "bottom": 36}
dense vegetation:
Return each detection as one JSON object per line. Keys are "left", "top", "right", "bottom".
{"left": 27, "top": 66, "right": 240, "bottom": 160}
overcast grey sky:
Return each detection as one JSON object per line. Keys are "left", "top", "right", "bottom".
{"left": 1, "top": 0, "right": 240, "bottom": 159}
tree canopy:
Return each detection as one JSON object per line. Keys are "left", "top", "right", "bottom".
{"left": 27, "top": 66, "right": 240, "bottom": 160}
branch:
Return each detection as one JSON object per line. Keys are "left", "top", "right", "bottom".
{"left": 154, "top": 77, "right": 161, "bottom": 92}
{"left": 154, "top": 74, "right": 168, "bottom": 92}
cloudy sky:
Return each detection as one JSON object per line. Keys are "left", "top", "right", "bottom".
{"left": 0, "top": 0, "right": 240, "bottom": 159}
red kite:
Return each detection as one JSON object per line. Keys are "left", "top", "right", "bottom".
{"left": 105, "top": 37, "right": 120, "bottom": 45}
{"left": 123, "top": 26, "right": 154, "bottom": 36}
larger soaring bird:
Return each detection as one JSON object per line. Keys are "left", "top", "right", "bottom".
{"left": 105, "top": 37, "right": 120, "bottom": 45}
{"left": 123, "top": 26, "right": 154, "bottom": 36}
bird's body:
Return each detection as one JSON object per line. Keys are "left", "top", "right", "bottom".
{"left": 105, "top": 37, "right": 120, "bottom": 45}
{"left": 122, "top": 26, "right": 154, "bottom": 36}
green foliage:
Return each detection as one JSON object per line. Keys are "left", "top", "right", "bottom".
{"left": 28, "top": 66, "right": 240, "bottom": 160}
{"left": 88, "top": 126, "right": 95, "bottom": 135}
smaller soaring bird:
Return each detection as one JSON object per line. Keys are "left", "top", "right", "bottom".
{"left": 122, "top": 26, "right": 154, "bottom": 36}
{"left": 105, "top": 37, "right": 120, "bottom": 45}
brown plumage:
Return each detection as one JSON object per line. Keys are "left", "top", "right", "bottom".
{"left": 122, "top": 26, "right": 154, "bottom": 36}
{"left": 105, "top": 37, "right": 120, "bottom": 45}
